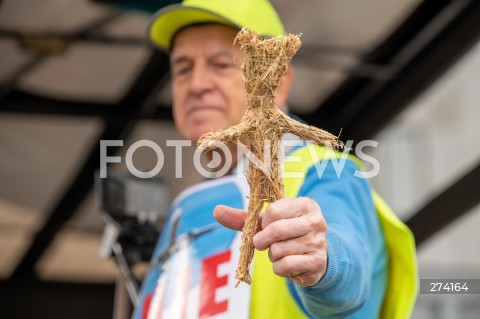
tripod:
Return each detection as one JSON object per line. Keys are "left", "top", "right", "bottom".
{"left": 100, "top": 215, "right": 160, "bottom": 319}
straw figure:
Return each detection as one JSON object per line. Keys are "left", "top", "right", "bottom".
{"left": 198, "top": 28, "right": 342, "bottom": 286}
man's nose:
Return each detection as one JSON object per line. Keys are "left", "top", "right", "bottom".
{"left": 189, "top": 63, "right": 214, "bottom": 95}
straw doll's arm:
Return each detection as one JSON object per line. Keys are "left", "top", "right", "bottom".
{"left": 197, "top": 123, "right": 249, "bottom": 151}
{"left": 280, "top": 112, "right": 342, "bottom": 149}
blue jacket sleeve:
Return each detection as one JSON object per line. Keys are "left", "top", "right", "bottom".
{"left": 290, "top": 158, "right": 386, "bottom": 318}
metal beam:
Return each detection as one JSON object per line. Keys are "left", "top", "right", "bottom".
{"left": 0, "top": 59, "right": 47, "bottom": 100}
{"left": 0, "top": 90, "right": 173, "bottom": 121}
{"left": 407, "top": 161, "right": 480, "bottom": 246}
{"left": 10, "top": 51, "right": 170, "bottom": 281}
{"left": 0, "top": 28, "right": 145, "bottom": 47}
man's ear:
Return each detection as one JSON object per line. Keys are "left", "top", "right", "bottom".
{"left": 275, "top": 64, "right": 295, "bottom": 112}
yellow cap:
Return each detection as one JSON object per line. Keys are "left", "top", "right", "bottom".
{"left": 149, "top": 0, "right": 285, "bottom": 51}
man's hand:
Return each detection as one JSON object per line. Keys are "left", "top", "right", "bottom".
{"left": 213, "top": 197, "right": 328, "bottom": 287}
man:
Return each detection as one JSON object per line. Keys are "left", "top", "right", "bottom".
{"left": 134, "top": 1, "right": 417, "bottom": 318}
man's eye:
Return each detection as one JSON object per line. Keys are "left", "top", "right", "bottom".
{"left": 214, "top": 62, "right": 233, "bottom": 70}
{"left": 175, "top": 67, "right": 191, "bottom": 76}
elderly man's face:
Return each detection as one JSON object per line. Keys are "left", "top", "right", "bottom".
{"left": 170, "top": 24, "right": 246, "bottom": 142}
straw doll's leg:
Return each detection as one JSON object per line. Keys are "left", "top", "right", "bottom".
{"left": 268, "top": 137, "right": 285, "bottom": 201}
{"left": 236, "top": 166, "right": 264, "bottom": 285}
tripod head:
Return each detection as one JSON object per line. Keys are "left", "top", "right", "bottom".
{"left": 95, "top": 170, "right": 169, "bottom": 262}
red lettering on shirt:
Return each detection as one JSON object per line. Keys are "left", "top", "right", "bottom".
{"left": 141, "top": 293, "right": 153, "bottom": 319}
{"left": 199, "top": 250, "right": 231, "bottom": 318}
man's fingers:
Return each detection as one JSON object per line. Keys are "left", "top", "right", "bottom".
{"left": 268, "top": 233, "right": 324, "bottom": 262}
{"left": 254, "top": 217, "right": 310, "bottom": 250}
{"left": 272, "top": 254, "right": 327, "bottom": 287}
{"left": 262, "top": 197, "right": 320, "bottom": 229}
{"left": 213, "top": 205, "right": 247, "bottom": 231}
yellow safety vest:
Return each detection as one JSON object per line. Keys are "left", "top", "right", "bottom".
{"left": 250, "top": 144, "right": 418, "bottom": 318}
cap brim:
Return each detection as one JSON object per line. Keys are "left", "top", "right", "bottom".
{"left": 149, "top": 4, "right": 241, "bottom": 52}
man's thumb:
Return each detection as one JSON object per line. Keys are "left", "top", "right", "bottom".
{"left": 213, "top": 205, "right": 248, "bottom": 231}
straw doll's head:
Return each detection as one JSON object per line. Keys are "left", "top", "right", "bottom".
{"left": 235, "top": 29, "right": 301, "bottom": 110}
